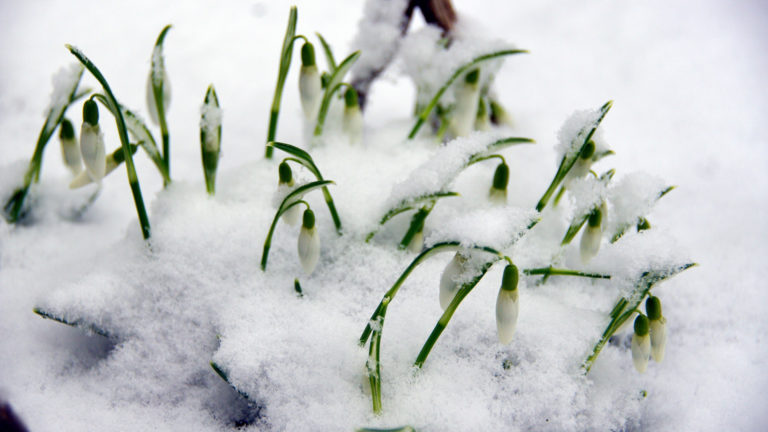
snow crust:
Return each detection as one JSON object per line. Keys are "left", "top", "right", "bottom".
{"left": 350, "top": 0, "right": 409, "bottom": 79}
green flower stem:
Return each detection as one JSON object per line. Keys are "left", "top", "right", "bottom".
{"left": 407, "top": 49, "right": 528, "bottom": 139}
{"left": 398, "top": 205, "right": 432, "bottom": 250}
{"left": 261, "top": 199, "right": 309, "bottom": 271}
{"left": 535, "top": 101, "right": 613, "bottom": 212}
{"left": 313, "top": 51, "right": 361, "bottom": 137}
{"left": 3, "top": 69, "right": 85, "bottom": 223}
{"left": 522, "top": 267, "right": 611, "bottom": 279}
{"left": 269, "top": 141, "right": 342, "bottom": 233}
{"left": 260, "top": 179, "right": 333, "bottom": 271}
{"left": 359, "top": 242, "right": 463, "bottom": 346}
{"left": 366, "top": 192, "right": 459, "bottom": 243}
{"left": 265, "top": 6, "right": 298, "bottom": 159}
{"left": 413, "top": 260, "right": 495, "bottom": 368}
{"left": 68, "top": 45, "right": 151, "bottom": 240}
{"left": 367, "top": 299, "right": 388, "bottom": 414}
{"left": 582, "top": 263, "right": 696, "bottom": 373}
{"left": 466, "top": 153, "right": 506, "bottom": 166}
{"left": 91, "top": 94, "right": 170, "bottom": 184}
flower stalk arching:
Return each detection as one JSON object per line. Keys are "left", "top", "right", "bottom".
{"left": 535, "top": 100, "right": 613, "bottom": 212}
{"left": 3, "top": 64, "right": 86, "bottom": 223}
{"left": 268, "top": 141, "right": 342, "bottom": 233}
{"left": 313, "top": 50, "right": 361, "bottom": 137}
{"left": 260, "top": 180, "right": 334, "bottom": 271}
{"left": 67, "top": 45, "right": 151, "bottom": 240}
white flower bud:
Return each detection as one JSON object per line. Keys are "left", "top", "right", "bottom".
{"left": 646, "top": 296, "right": 666, "bottom": 362}
{"left": 449, "top": 69, "right": 480, "bottom": 138}
{"left": 146, "top": 69, "right": 171, "bottom": 126}
{"left": 439, "top": 253, "right": 468, "bottom": 310}
{"left": 298, "top": 209, "right": 320, "bottom": 275}
{"left": 80, "top": 101, "right": 106, "bottom": 183}
{"left": 496, "top": 264, "right": 519, "bottom": 345}
{"left": 59, "top": 119, "right": 82, "bottom": 175}
{"left": 299, "top": 68, "right": 321, "bottom": 121}
{"left": 580, "top": 208, "right": 602, "bottom": 263}
{"left": 631, "top": 315, "right": 651, "bottom": 373}
{"left": 407, "top": 230, "right": 423, "bottom": 253}
{"left": 343, "top": 88, "right": 363, "bottom": 145}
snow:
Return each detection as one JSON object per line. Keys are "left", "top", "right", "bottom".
{"left": 1, "top": 0, "right": 767, "bottom": 431}
{"left": 350, "top": 0, "right": 409, "bottom": 79}
{"left": 45, "top": 62, "right": 83, "bottom": 118}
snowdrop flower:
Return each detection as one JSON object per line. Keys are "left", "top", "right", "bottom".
{"left": 631, "top": 314, "right": 651, "bottom": 373}
{"left": 278, "top": 162, "right": 300, "bottom": 226}
{"left": 449, "top": 68, "right": 480, "bottom": 138}
{"left": 495, "top": 264, "right": 519, "bottom": 345}
{"left": 646, "top": 296, "right": 667, "bottom": 362}
{"left": 580, "top": 206, "right": 603, "bottom": 263}
{"left": 298, "top": 42, "right": 322, "bottom": 120}
{"left": 474, "top": 98, "right": 491, "bottom": 131}
{"left": 59, "top": 118, "right": 82, "bottom": 175}
{"left": 343, "top": 87, "right": 363, "bottom": 145}
{"left": 489, "top": 162, "right": 509, "bottom": 205}
{"left": 439, "top": 252, "right": 468, "bottom": 310}
{"left": 70, "top": 145, "right": 137, "bottom": 189}
{"left": 565, "top": 140, "right": 595, "bottom": 187}
{"left": 79, "top": 99, "right": 106, "bottom": 183}
{"left": 489, "top": 99, "right": 513, "bottom": 127}
{"left": 407, "top": 230, "right": 424, "bottom": 254}
{"left": 297, "top": 208, "right": 320, "bottom": 275}
{"left": 146, "top": 59, "right": 171, "bottom": 126}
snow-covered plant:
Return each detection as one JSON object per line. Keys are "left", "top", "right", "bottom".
{"left": 146, "top": 25, "right": 172, "bottom": 185}
{"left": 58, "top": 118, "right": 82, "bottom": 175}
{"left": 200, "top": 84, "right": 222, "bottom": 195}
{"left": 2, "top": 63, "right": 85, "bottom": 223}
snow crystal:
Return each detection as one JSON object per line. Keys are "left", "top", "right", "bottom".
{"left": 568, "top": 175, "right": 610, "bottom": 221}
{"left": 399, "top": 19, "right": 514, "bottom": 108}
{"left": 426, "top": 205, "right": 537, "bottom": 251}
{"left": 555, "top": 108, "right": 603, "bottom": 162}
{"left": 350, "top": 0, "right": 409, "bottom": 79}
{"left": 44, "top": 63, "right": 83, "bottom": 118}
{"left": 200, "top": 97, "right": 222, "bottom": 151}
{"left": 385, "top": 131, "right": 505, "bottom": 208}
{"left": 606, "top": 171, "right": 669, "bottom": 239}
{"left": 150, "top": 46, "right": 164, "bottom": 85}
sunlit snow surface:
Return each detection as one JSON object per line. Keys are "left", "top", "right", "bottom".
{"left": 1, "top": 0, "right": 767, "bottom": 431}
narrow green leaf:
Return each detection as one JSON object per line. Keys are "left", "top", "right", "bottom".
{"left": 313, "top": 51, "right": 361, "bottom": 136}
{"left": 265, "top": 6, "right": 298, "bottom": 158}
{"left": 407, "top": 49, "right": 528, "bottom": 139}
{"left": 315, "top": 32, "right": 337, "bottom": 71}
{"left": 33, "top": 307, "right": 112, "bottom": 338}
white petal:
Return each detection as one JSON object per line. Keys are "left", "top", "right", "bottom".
{"left": 343, "top": 106, "right": 363, "bottom": 145}
{"left": 496, "top": 288, "right": 519, "bottom": 345}
{"left": 80, "top": 123, "right": 106, "bottom": 182}
{"left": 282, "top": 204, "right": 301, "bottom": 226}
{"left": 489, "top": 187, "right": 507, "bottom": 205}
{"left": 61, "top": 137, "right": 82, "bottom": 175}
{"left": 650, "top": 318, "right": 667, "bottom": 362}
{"left": 298, "top": 226, "right": 320, "bottom": 275}
{"left": 407, "top": 231, "right": 423, "bottom": 254}
{"left": 449, "top": 83, "right": 479, "bottom": 138}
{"left": 299, "top": 66, "right": 322, "bottom": 120}
{"left": 439, "top": 253, "right": 466, "bottom": 310}
{"left": 579, "top": 225, "right": 602, "bottom": 263}
{"left": 631, "top": 333, "right": 650, "bottom": 373}
{"left": 146, "top": 71, "right": 171, "bottom": 126}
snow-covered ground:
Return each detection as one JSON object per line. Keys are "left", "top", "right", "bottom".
{"left": 1, "top": 0, "right": 766, "bottom": 431}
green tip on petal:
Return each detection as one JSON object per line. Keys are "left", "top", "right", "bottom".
{"left": 501, "top": 264, "right": 519, "bottom": 292}
{"left": 278, "top": 162, "right": 293, "bottom": 184}
{"left": 588, "top": 208, "right": 602, "bottom": 228}
{"left": 301, "top": 42, "right": 316, "bottom": 67}
{"left": 465, "top": 68, "right": 480, "bottom": 85}
{"left": 492, "top": 163, "right": 509, "bottom": 191}
{"left": 646, "top": 296, "right": 662, "bottom": 320}
{"left": 302, "top": 208, "right": 315, "bottom": 229}
{"left": 60, "top": 118, "right": 75, "bottom": 139}
{"left": 634, "top": 314, "right": 650, "bottom": 336}
{"left": 580, "top": 140, "right": 596, "bottom": 160}
{"left": 344, "top": 87, "right": 359, "bottom": 108}
{"left": 83, "top": 99, "right": 99, "bottom": 125}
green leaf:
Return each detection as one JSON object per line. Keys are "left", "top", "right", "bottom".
{"left": 265, "top": 7, "right": 298, "bottom": 158}
{"left": 33, "top": 307, "right": 112, "bottom": 338}
{"left": 210, "top": 361, "right": 251, "bottom": 400}
{"left": 466, "top": 136, "right": 535, "bottom": 166}
{"left": 610, "top": 184, "right": 675, "bottom": 243}
{"left": 407, "top": 49, "right": 528, "bottom": 139}
{"left": 201, "top": 84, "right": 222, "bottom": 195}
{"left": 315, "top": 32, "right": 337, "bottom": 71}
{"left": 313, "top": 50, "right": 361, "bottom": 136}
